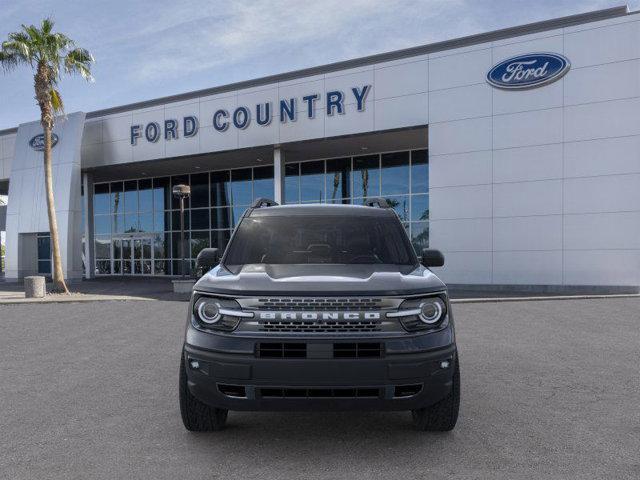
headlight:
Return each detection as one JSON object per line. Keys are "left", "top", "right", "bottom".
{"left": 192, "top": 295, "right": 248, "bottom": 331}
{"left": 196, "top": 298, "right": 222, "bottom": 324}
{"left": 418, "top": 298, "right": 445, "bottom": 325}
{"left": 387, "top": 294, "right": 448, "bottom": 331}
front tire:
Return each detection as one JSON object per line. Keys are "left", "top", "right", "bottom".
{"left": 179, "top": 354, "right": 228, "bottom": 431}
{"left": 412, "top": 359, "right": 460, "bottom": 431}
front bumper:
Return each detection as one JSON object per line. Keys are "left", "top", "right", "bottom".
{"left": 183, "top": 326, "right": 457, "bottom": 411}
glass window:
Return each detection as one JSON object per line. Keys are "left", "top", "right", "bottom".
{"left": 153, "top": 233, "right": 168, "bottom": 259}
{"left": 300, "top": 160, "right": 325, "bottom": 203}
{"left": 190, "top": 231, "right": 210, "bottom": 257}
{"left": 190, "top": 173, "right": 209, "bottom": 208}
{"left": 284, "top": 163, "right": 299, "bottom": 204}
{"left": 232, "top": 205, "right": 248, "bottom": 226}
{"left": 113, "top": 238, "right": 123, "bottom": 260}
{"left": 211, "top": 229, "right": 231, "bottom": 250}
{"left": 154, "top": 260, "right": 170, "bottom": 275}
{"left": 121, "top": 239, "right": 132, "bottom": 260}
{"left": 231, "top": 168, "right": 252, "bottom": 206}
{"left": 411, "top": 222, "right": 429, "bottom": 253}
{"left": 381, "top": 152, "right": 410, "bottom": 196}
{"left": 191, "top": 208, "right": 210, "bottom": 230}
{"left": 153, "top": 177, "right": 171, "bottom": 212}
{"left": 153, "top": 211, "right": 168, "bottom": 232}
{"left": 411, "top": 150, "right": 429, "bottom": 193}
{"left": 224, "top": 216, "right": 416, "bottom": 272}
{"left": 172, "top": 232, "right": 188, "bottom": 259}
{"left": 94, "top": 183, "right": 110, "bottom": 215}
{"left": 171, "top": 210, "right": 190, "bottom": 231}
{"left": 95, "top": 236, "right": 111, "bottom": 259}
{"left": 124, "top": 213, "right": 138, "bottom": 233}
{"left": 211, "top": 171, "right": 230, "bottom": 207}
{"left": 123, "top": 180, "right": 138, "bottom": 213}
{"left": 95, "top": 260, "right": 111, "bottom": 275}
{"left": 38, "top": 260, "right": 52, "bottom": 274}
{"left": 385, "top": 196, "right": 410, "bottom": 222}
{"left": 171, "top": 175, "right": 190, "bottom": 209}
{"left": 172, "top": 260, "right": 190, "bottom": 276}
{"left": 139, "top": 213, "right": 153, "bottom": 232}
{"left": 253, "top": 166, "right": 274, "bottom": 200}
{"left": 94, "top": 215, "right": 111, "bottom": 235}
{"left": 111, "top": 182, "right": 123, "bottom": 215}
{"left": 353, "top": 155, "right": 380, "bottom": 199}
{"left": 211, "top": 207, "right": 231, "bottom": 230}
{"left": 138, "top": 179, "right": 153, "bottom": 212}
{"left": 112, "top": 214, "right": 125, "bottom": 234}
{"left": 411, "top": 194, "right": 429, "bottom": 221}
{"left": 37, "top": 234, "right": 51, "bottom": 260}
{"left": 326, "top": 158, "right": 350, "bottom": 202}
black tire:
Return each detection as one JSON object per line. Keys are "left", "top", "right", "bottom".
{"left": 179, "top": 355, "right": 228, "bottom": 431}
{"left": 411, "top": 359, "right": 460, "bottom": 431}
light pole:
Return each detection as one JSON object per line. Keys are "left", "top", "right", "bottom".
{"left": 172, "top": 184, "right": 191, "bottom": 278}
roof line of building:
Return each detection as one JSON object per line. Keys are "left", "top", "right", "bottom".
{"left": 0, "top": 4, "right": 631, "bottom": 136}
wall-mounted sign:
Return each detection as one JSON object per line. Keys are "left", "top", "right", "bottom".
{"left": 29, "top": 133, "right": 59, "bottom": 151}
{"left": 130, "top": 85, "right": 371, "bottom": 145}
{"left": 486, "top": 53, "right": 570, "bottom": 90}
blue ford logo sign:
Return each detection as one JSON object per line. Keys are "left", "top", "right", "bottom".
{"left": 487, "top": 53, "right": 570, "bottom": 90}
{"left": 29, "top": 133, "right": 59, "bottom": 151}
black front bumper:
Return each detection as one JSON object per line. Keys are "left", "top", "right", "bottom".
{"left": 183, "top": 326, "right": 457, "bottom": 412}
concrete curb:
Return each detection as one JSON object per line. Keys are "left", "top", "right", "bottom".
{"left": 0, "top": 294, "right": 154, "bottom": 305}
{"left": 451, "top": 293, "right": 640, "bottom": 304}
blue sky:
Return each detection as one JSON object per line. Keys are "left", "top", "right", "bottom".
{"left": 0, "top": 0, "right": 637, "bottom": 130}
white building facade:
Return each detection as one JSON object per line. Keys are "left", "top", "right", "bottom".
{"left": 1, "top": 5, "right": 639, "bottom": 292}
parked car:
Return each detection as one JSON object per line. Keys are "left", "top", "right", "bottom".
{"left": 180, "top": 198, "right": 459, "bottom": 431}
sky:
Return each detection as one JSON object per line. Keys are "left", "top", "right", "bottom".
{"left": 0, "top": 0, "right": 638, "bottom": 130}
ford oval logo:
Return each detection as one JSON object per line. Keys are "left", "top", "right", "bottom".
{"left": 487, "top": 53, "right": 570, "bottom": 90}
{"left": 29, "top": 133, "right": 59, "bottom": 151}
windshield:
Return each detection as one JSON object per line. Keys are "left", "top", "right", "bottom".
{"left": 223, "top": 215, "right": 417, "bottom": 273}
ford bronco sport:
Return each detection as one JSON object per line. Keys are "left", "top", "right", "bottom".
{"left": 179, "top": 198, "right": 459, "bottom": 431}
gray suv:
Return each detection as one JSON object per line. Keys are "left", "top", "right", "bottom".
{"left": 179, "top": 198, "right": 459, "bottom": 431}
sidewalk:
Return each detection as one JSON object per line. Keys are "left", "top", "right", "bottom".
{"left": 0, "top": 277, "right": 190, "bottom": 304}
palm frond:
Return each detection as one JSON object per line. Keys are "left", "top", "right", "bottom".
{"left": 64, "top": 47, "right": 94, "bottom": 81}
{"left": 50, "top": 87, "right": 64, "bottom": 113}
{"left": 41, "top": 17, "right": 54, "bottom": 35}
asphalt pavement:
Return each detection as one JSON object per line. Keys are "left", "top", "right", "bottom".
{"left": 1, "top": 297, "right": 639, "bottom": 479}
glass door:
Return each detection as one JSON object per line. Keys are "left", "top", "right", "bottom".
{"left": 112, "top": 235, "right": 154, "bottom": 275}
{"left": 133, "top": 237, "right": 153, "bottom": 275}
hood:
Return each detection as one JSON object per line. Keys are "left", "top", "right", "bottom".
{"left": 194, "top": 264, "right": 446, "bottom": 296}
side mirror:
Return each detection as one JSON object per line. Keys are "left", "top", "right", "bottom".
{"left": 421, "top": 248, "right": 444, "bottom": 268}
{"left": 196, "top": 248, "right": 220, "bottom": 277}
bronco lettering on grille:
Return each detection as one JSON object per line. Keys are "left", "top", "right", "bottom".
{"left": 258, "top": 312, "right": 381, "bottom": 321}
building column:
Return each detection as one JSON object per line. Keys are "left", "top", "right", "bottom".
{"left": 273, "top": 146, "right": 285, "bottom": 204}
{"left": 82, "top": 172, "right": 94, "bottom": 279}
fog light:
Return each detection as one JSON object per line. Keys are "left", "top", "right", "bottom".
{"left": 440, "top": 360, "right": 450, "bottom": 369}
{"left": 189, "top": 360, "right": 200, "bottom": 370}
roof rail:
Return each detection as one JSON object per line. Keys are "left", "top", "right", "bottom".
{"left": 251, "top": 198, "right": 279, "bottom": 208}
{"left": 364, "top": 197, "right": 390, "bottom": 208}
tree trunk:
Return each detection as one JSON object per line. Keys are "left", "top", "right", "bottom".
{"left": 35, "top": 65, "right": 69, "bottom": 294}
{"left": 43, "top": 123, "right": 69, "bottom": 293}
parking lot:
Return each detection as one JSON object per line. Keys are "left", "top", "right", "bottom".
{"left": 1, "top": 297, "right": 639, "bottom": 479}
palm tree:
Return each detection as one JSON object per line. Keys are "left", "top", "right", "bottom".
{"left": 0, "top": 18, "right": 93, "bottom": 293}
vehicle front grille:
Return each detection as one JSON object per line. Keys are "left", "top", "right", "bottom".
{"left": 259, "top": 319, "right": 381, "bottom": 333}
{"left": 255, "top": 297, "right": 383, "bottom": 311}
{"left": 259, "top": 387, "right": 381, "bottom": 398}
{"left": 333, "top": 342, "right": 383, "bottom": 358}
{"left": 256, "top": 342, "right": 383, "bottom": 359}
{"left": 257, "top": 343, "right": 307, "bottom": 358}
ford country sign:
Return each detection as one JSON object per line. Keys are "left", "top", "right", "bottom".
{"left": 29, "top": 133, "right": 59, "bottom": 151}
{"left": 487, "top": 53, "right": 570, "bottom": 90}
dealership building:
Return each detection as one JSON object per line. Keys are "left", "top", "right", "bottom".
{"left": 1, "top": 5, "right": 639, "bottom": 291}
